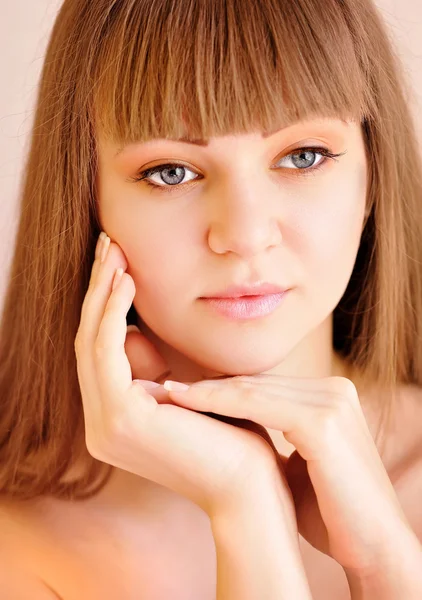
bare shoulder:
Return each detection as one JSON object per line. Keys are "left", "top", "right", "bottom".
{"left": 0, "top": 498, "right": 62, "bottom": 598}
{"left": 0, "top": 559, "right": 62, "bottom": 599}
{"left": 0, "top": 487, "right": 216, "bottom": 600}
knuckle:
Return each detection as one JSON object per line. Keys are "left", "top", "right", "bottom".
{"left": 314, "top": 406, "right": 339, "bottom": 444}
{"left": 231, "top": 377, "right": 255, "bottom": 393}
{"left": 328, "top": 376, "right": 361, "bottom": 412}
{"left": 94, "top": 340, "right": 108, "bottom": 359}
{"left": 74, "top": 334, "right": 83, "bottom": 354}
{"left": 205, "top": 386, "right": 223, "bottom": 410}
{"left": 231, "top": 376, "right": 246, "bottom": 388}
{"left": 316, "top": 395, "right": 350, "bottom": 439}
{"left": 240, "top": 386, "right": 259, "bottom": 415}
{"left": 329, "top": 376, "right": 358, "bottom": 399}
{"left": 84, "top": 431, "right": 104, "bottom": 460}
{"left": 86, "top": 415, "right": 125, "bottom": 460}
{"left": 85, "top": 439, "right": 102, "bottom": 461}
{"left": 103, "top": 414, "right": 125, "bottom": 442}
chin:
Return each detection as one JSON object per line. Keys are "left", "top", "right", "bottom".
{"left": 185, "top": 344, "right": 288, "bottom": 377}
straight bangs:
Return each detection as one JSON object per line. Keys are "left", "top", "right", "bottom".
{"left": 91, "top": 0, "right": 373, "bottom": 146}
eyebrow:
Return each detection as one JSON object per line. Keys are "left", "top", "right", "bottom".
{"left": 115, "top": 118, "right": 350, "bottom": 157}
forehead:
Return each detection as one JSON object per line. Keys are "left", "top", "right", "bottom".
{"left": 110, "top": 116, "right": 355, "bottom": 159}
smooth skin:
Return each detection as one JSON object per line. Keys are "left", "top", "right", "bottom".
{"left": 166, "top": 376, "right": 422, "bottom": 577}
{"left": 75, "top": 233, "right": 316, "bottom": 598}
{"left": 97, "top": 118, "right": 367, "bottom": 381}
{"left": 91, "top": 117, "right": 422, "bottom": 595}
{"left": 76, "top": 231, "right": 422, "bottom": 597}
{"left": 75, "top": 233, "right": 294, "bottom": 519}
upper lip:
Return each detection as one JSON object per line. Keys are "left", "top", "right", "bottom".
{"left": 201, "top": 282, "right": 289, "bottom": 298}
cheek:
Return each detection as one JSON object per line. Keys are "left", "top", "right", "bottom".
{"left": 99, "top": 182, "right": 189, "bottom": 278}
{"left": 292, "top": 168, "right": 366, "bottom": 289}
{"left": 121, "top": 214, "right": 196, "bottom": 305}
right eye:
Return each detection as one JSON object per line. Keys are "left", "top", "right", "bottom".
{"left": 128, "top": 163, "right": 201, "bottom": 193}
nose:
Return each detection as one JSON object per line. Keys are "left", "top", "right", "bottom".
{"left": 206, "top": 181, "right": 283, "bottom": 259}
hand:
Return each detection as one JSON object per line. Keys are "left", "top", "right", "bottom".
{"left": 74, "top": 234, "right": 296, "bottom": 521}
{"left": 164, "top": 373, "right": 414, "bottom": 572}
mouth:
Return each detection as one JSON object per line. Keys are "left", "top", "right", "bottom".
{"left": 199, "top": 291, "right": 289, "bottom": 320}
{"left": 202, "top": 281, "right": 288, "bottom": 299}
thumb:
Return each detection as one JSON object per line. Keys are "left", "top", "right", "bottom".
{"left": 125, "top": 324, "right": 169, "bottom": 382}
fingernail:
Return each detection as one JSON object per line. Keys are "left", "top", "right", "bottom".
{"left": 112, "top": 267, "right": 124, "bottom": 291}
{"left": 164, "top": 380, "right": 190, "bottom": 392}
{"left": 134, "top": 379, "right": 160, "bottom": 389}
{"left": 100, "top": 235, "right": 111, "bottom": 263}
{"left": 96, "top": 231, "right": 106, "bottom": 260}
{"left": 126, "top": 325, "right": 141, "bottom": 333}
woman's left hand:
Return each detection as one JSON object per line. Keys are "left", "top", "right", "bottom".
{"left": 164, "top": 374, "right": 417, "bottom": 573}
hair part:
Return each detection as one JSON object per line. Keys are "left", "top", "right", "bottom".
{"left": 1, "top": 0, "right": 421, "bottom": 501}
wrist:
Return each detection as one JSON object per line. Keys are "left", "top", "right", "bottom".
{"left": 210, "top": 461, "right": 299, "bottom": 540}
{"left": 344, "top": 527, "right": 422, "bottom": 600}
{"left": 210, "top": 477, "right": 313, "bottom": 600}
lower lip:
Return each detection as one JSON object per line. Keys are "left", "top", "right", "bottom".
{"left": 200, "top": 292, "right": 288, "bottom": 320}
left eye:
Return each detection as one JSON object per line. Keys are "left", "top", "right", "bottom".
{"left": 128, "top": 146, "right": 345, "bottom": 192}
{"left": 135, "top": 164, "right": 198, "bottom": 188}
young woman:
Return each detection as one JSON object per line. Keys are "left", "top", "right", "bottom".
{"left": 1, "top": 0, "right": 422, "bottom": 597}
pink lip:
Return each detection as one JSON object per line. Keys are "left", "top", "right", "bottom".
{"left": 202, "top": 282, "right": 288, "bottom": 299}
{"left": 200, "top": 291, "right": 289, "bottom": 320}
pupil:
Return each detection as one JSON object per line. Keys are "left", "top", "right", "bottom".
{"left": 293, "top": 151, "right": 315, "bottom": 168}
{"left": 162, "top": 166, "right": 184, "bottom": 185}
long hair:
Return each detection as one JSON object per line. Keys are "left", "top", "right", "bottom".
{"left": 1, "top": 0, "right": 421, "bottom": 501}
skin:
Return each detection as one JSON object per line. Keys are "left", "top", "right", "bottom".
{"left": 97, "top": 117, "right": 368, "bottom": 384}
{"left": 1, "top": 118, "right": 422, "bottom": 599}
{"left": 97, "top": 116, "right": 368, "bottom": 457}
{"left": 72, "top": 229, "right": 421, "bottom": 595}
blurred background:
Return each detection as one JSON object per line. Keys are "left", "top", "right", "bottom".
{"left": 1, "top": 0, "right": 421, "bottom": 309}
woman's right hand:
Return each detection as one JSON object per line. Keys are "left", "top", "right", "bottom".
{"left": 74, "top": 233, "right": 295, "bottom": 520}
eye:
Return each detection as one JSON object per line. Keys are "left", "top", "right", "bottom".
{"left": 127, "top": 146, "right": 346, "bottom": 194}
{"left": 128, "top": 163, "right": 200, "bottom": 193}
{"left": 277, "top": 147, "right": 339, "bottom": 171}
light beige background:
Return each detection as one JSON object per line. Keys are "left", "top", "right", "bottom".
{"left": 1, "top": 1, "right": 421, "bottom": 309}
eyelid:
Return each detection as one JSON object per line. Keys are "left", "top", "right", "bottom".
{"left": 130, "top": 143, "right": 337, "bottom": 174}
{"left": 127, "top": 145, "right": 346, "bottom": 189}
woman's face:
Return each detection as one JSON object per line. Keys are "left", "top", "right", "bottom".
{"left": 97, "top": 117, "right": 368, "bottom": 375}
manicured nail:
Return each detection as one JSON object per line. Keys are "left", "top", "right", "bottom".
{"left": 112, "top": 267, "right": 124, "bottom": 291}
{"left": 96, "top": 231, "right": 107, "bottom": 260}
{"left": 100, "top": 236, "right": 111, "bottom": 263}
{"left": 164, "top": 380, "right": 190, "bottom": 392}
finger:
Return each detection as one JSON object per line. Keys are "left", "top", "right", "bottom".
{"left": 74, "top": 236, "right": 106, "bottom": 418}
{"left": 80, "top": 240, "right": 128, "bottom": 347}
{"left": 190, "top": 375, "right": 365, "bottom": 425}
{"left": 210, "top": 373, "right": 351, "bottom": 395}
{"left": 95, "top": 270, "right": 137, "bottom": 400}
{"left": 77, "top": 233, "right": 106, "bottom": 328}
{"left": 75, "top": 239, "right": 128, "bottom": 415}
{"left": 165, "top": 379, "right": 311, "bottom": 432}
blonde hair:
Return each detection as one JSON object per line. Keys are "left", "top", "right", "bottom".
{"left": 1, "top": 0, "right": 421, "bottom": 501}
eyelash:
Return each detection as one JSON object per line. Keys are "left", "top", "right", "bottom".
{"left": 128, "top": 146, "right": 346, "bottom": 194}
